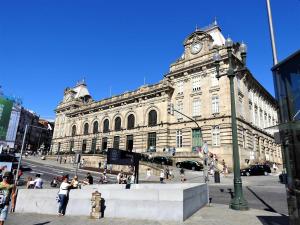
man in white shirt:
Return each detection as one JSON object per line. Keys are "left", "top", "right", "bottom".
{"left": 34, "top": 174, "right": 43, "bottom": 189}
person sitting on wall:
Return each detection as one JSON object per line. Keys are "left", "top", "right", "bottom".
{"left": 83, "top": 173, "right": 93, "bottom": 185}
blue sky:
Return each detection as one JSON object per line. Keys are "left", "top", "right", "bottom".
{"left": 0, "top": 0, "right": 299, "bottom": 119}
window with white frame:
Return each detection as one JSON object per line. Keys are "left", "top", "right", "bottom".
{"left": 176, "top": 130, "right": 183, "bottom": 148}
{"left": 176, "top": 101, "right": 184, "bottom": 119}
{"left": 237, "top": 77, "right": 241, "bottom": 90}
{"left": 177, "top": 81, "right": 184, "bottom": 95}
{"left": 192, "top": 98, "right": 201, "bottom": 117}
{"left": 212, "top": 126, "right": 220, "bottom": 146}
{"left": 254, "top": 107, "right": 258, "bottom": 125}
{"left": 249, "top": 102, "right": 253, "bottom": 123}
{"left": 211, "top": 72, "right": 219, "bottom": 87}
{"left": 264, "top": 113, "right": 268, "bottom": 128}
{"left": 192, "top": 75, "right": 201, "bottom": 92}
{"left": 212, "top": 95, "right": 219, "bottom": 114}
{"left": 238, "top": 97, "right": 243, "bottom": 117}
{"left": 242, "top": 129, "right": 246, "bottom": 148}
{"left": 260, "top": 110, "right": 263, "bottom": 127}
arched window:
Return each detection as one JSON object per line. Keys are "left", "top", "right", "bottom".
{"left": 93, "top": 121, "right": 99, "bottom": 134}
{"left": 103, "top": 119, "right": 109, "bottom": 133}
{"left": 148, "top": 110, "right": 157, "bottom": 126}
{"left": 84, "top": 123, "right": 89, "bottom": 135}
{"left": 127, "top": 114, "right": 135, "bottom": 130}
{"left": 71, "top": 125, "right": 76, "bottom": 137}
{"left": 115, "top": 117, "right": 121, "bottom": 131}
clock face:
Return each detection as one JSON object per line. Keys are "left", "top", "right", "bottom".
{"left": 191, "top": 42, "right": 202, "bottom": 54}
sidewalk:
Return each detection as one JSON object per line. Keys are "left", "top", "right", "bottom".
{"left": 7, "top": 204, "right": 288, "bottom": 225}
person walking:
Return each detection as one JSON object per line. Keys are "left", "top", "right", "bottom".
{"left": 58, "top": 177, "right": 71, "bottom": 216}
{"left": 273, "top": 163, "right": 278, "bottom": 173}
{"left": 165, "top": 166, "right": 170, "bottom": 180}
{"left": 0, "top": 172, "right": 15, "bottom": 225}
{"left": 146, "top": 168, "right": 151, "bottom": 180}
{"left": 160, "top": 169, "right": 165, "bottom": 183}
{"left": 34, "top": 174, "right": 43, "bottom": 189}
{"left": 180, "top": 168, "right": 185, "bottom": 182}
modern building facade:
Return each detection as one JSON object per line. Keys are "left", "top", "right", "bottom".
{"left": 272, "top": 49, "right": 300, "bottom": 225}
{"left": 51, "top": 23, "right": 282, "bottom": 167}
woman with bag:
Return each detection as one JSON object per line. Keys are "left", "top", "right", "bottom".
{"left": 58, "top": 177, "right": 71, "bottom": 216}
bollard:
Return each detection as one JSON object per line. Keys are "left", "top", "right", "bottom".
{"left": 90, "top": 191, "right": 102, "bottom": 219}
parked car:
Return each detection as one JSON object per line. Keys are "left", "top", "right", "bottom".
{"left": 20, "top": 165, "right": 32, "bottom": 172}
{"left": 151, "top": 156, "right": 172, "bottom": 166}
{"left": 240, "top": 164, "right": 271, "bottom": 176}
{"left": 176, "top": 160, "right": 204, "bottom": 171}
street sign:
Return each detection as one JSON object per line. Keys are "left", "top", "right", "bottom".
{"left": 107, "top": 148, "right": 140, "bottom": 166}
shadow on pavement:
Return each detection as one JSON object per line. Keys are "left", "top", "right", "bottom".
{"left": 219, "top": 188, "right": 234, "bottom": 199}
{"left": 33, "top": 222, "right": 51, "bottom": 225}
{"left": 247, "top": 187, "right": 283, "bottom": 215}
{"left": 257, "top": 216, "right": 289, "bottom": 225}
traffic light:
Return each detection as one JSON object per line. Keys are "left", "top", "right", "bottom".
{"left": 167, "top": 103, "right": 174, "bottom": 115}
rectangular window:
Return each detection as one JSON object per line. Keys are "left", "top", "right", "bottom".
{"left": 192, "top": 129, "right": 202, "bottom": 152}
{"left": 212, "top": 95, "right": 219, "bottom": 114}
{"left": 176, "top": 101, "right": 184, "bottom": 119}
{"left": 264, "top": 114, "right": 268, "bottom": 128}
{"left": 260, "top": 110, "right": 263, "bottom": 127}
{"left": 212, "top": 126, "right": 220, "bottom": 146}
{"left": 126, "top": 135, "right": 134, "bottom": 152}
{"left": 148, "top": 132, "right": 156, "bottom": 151}
{"left": 69, "top": 140, "right": 74, "bottom": 152}
{"left": 102, "top": 137, "right": 108, "bottom": 151}
{"left": 238, "top": 98, "right": 243, "bottom": 117}
{"left": 91, "top": 138, "right": 97, "bottom": 153}
{"left": 237, "top": 77, "right": 241, "bottom": 90}
{"left": 255, "top": 107, "right": 258, "bottom": 125}
{"left": 82, "top": 139, "right": 87, "bottom": 153}
{"left": 211, "top": 73, "right": 219, "bottom": 87}
{"left": 242, "top": 129, "right": 246, "bottom": 148}
{"left": 176, "top": 130, "right": 183, "bottom": 148}
{"left": 192, "top": 98, "right": 201, "bottom": 117}
{"left": 177, "top": 81, "right": 184, "bottom": 94}
{"left": 192, "top": 76, "right": 201, "bottom": 92}
{"left": 249, "top": 103, "right": 253, "bottom": 122}
{"left": 113, "top": 136, "right": 120, "bottom": 149}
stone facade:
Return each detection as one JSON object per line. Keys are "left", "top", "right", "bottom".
{"left": 51, "top": 23, "right": 282, "bottom": 167}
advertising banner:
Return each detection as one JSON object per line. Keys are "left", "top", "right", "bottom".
{"left": 0, "top": 162, "right": 12, "bottom": 172}
{"left": 0, "top": 97, "right": 13, "bottom": 140}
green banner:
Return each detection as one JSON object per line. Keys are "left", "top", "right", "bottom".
{"left": 0, "top": 97, "right": 13, "bottom": 140}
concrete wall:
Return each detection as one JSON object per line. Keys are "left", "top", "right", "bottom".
{"left": 15, "top": 183, "right": 208, "bottom": 221}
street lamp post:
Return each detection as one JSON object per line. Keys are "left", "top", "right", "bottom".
{"left": 213, "top": 38, "right": 249, "bottom": 210}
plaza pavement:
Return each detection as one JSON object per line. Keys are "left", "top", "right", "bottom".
{"left": 7, "top": 204, "right": 288, "bottom": 225}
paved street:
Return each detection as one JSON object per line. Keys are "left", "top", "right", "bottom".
{"left": 21, "top": 158, "right": 117, "bottom": 188}
{"left": 19, "top": 156, "right": 288, "bottom": 216}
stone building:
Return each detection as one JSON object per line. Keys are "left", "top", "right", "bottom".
{"left": 51, "top": 23, "right": 282, "bottom": 167}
